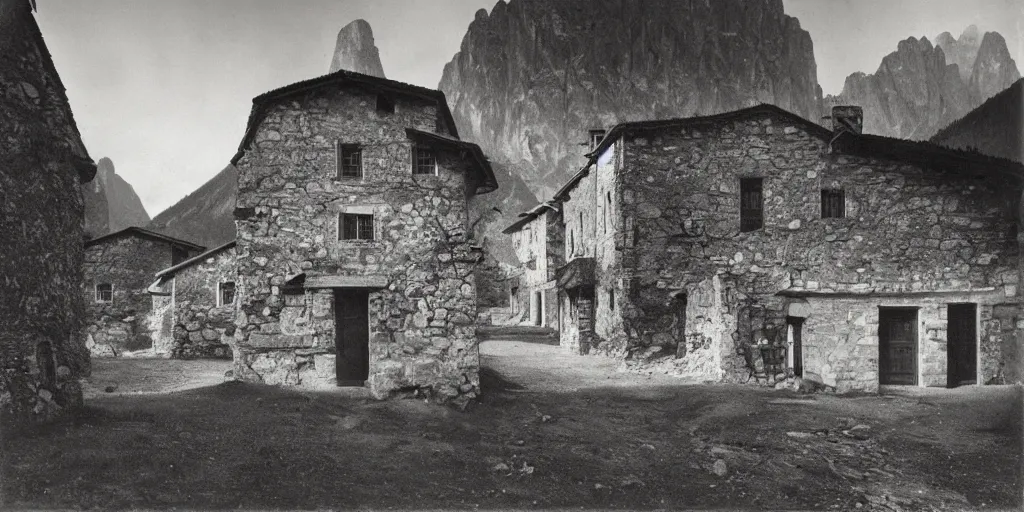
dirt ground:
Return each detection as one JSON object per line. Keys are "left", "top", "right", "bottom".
{"left": 2, "top": 338, "right": 1021, "bottom": 510}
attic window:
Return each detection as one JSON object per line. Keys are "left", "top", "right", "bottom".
{"left": 96, "top": 283, "right": 113, "bottom": 303}
{"left": 821, "top": 189, "right": 845, "bottom": 219}
{"left": 589, "top": 129, "right": 606, "bottom": 152}
{"left": 376, "top": 93, "right": 394, "bottom": 115}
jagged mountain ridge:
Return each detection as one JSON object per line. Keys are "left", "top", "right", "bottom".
{"left": 328, "top": 19, "right": 385, "bottom": 77}
{"left": 930, "top": 79, "right": 1023, "bottom": 163}
{"left": 826, "top": 27, "right": 1020, "bottom": 140}
{"left": 81, "top": 157, "right": 150, "bottom": 238}
{"left": 146, "top": 165, "right": 237, "bottom": 249}
{"left": 439, "top": 0, "right": 823, "bottom": 257}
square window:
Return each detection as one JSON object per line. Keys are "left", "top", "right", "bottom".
{"left": 96, "top": 283, "right": 113, "bottom": 303}
{"left": 340, "top": 213, "right": 374, "bottom": 241}
{"left": 218, "top": 282, "right": 236, "bottom": 307}
{"left": 337, "top": 144, "right": 362, "bottom": 179}
{"left": 821, "top": 189, "right": 846, "bottom": 219}
{"left": 376, "top": 93, "right": 395, "bottom": 114}
{"left": 740, "top": 178, "right": 764, "bottom": 232}
{"left": 413, "top": 147, "right": 436, "bottom": 176}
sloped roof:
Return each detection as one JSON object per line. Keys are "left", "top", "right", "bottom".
{"left": 502, "top": 201, "right": 560, "bottom": 234}
{"left": 230, "top": 69, "right": 460, "bottom": 165}
{"left": 85, "top": 227, "right": 205, "bottom": 252}
{"left": 6, "top": 0, "right": 96, "bottom": 183}
{"left": 405, "top": 128, "right": 497, "bottom": 194}
{"left": 553, "top": 103, "right": 1024, "bottom": 201}
{"left": 154, "top": 241, "right": 235, "bottom": 279}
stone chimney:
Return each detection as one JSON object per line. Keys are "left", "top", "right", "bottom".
{"left": 831, "top": 106, "right": 863, "bottom": 135}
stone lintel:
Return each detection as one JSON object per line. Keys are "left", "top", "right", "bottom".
{"left": 778, "top": 287, "right": 998, "bottom": 299}
{"left": 246, "top": 333, "right": 314, "bottom": 348}
{"left": 304, "top": 275, "right": 389, "bottom": 289}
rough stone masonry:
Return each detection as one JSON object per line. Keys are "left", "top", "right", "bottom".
{"left": 231, "top": 71, "right": 497, "bottom": 404}
{"left": 0, "top": 0, "right": 97, "bottom": 426}
{"left": 552, "top": 104, "right": 1022, "bottom": 392}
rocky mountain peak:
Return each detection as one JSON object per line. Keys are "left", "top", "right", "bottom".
{"left": 81, "top": 157, "right": 150, "bottom": 238}
{"left": 970, "top": 31, "right": 1021, "bottom": 100}
{"left": 828, "top": 26, "right": 1019, "bottom": 141}
{"left": 936, "top": 25, "right": 984, "bottom": 81}
{"left": 327, "top": 19, "right": 385, "bottom": 78}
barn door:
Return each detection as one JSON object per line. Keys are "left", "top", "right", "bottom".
{"left": 947, "top": 303, "right": 977, "bottom": 387}
{"left": 879, "top": 308, "right": 918, "bottom": 385}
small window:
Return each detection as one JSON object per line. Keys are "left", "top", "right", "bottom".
{"left": 340, "top": 213, "right": 374, "bottom": 241}
{"left": 376, "top": 93, "right": 394, "bottom": 114}
{"left": 218, "top": 282, "right": 236, "bottom": 307}
{"left": 740, "top": 178, "right": 764, "bottom": 232}
{"left": 604, "top": 191, "right": 611, "bottom": 233}
{"left": 337, "top": 144, "right": 362, "bottom": 179}
{"left": 821, "top": 189, "right": 845, "bottom": 219}
{"left": 589, "top": 129, "right": 606, "bottom": 152}
{"left": 413, "top": 147, "right": 437, "bottom": 176}
{"left": 609, "top": 288, "right": 615, "bottom": 311}
{"left": 569, "top": 230, "right": 574, "bottom": 255}
{"left": 96, "top": 283, "right": 113, "bottom": 303}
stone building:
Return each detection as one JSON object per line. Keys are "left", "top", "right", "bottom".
{"left": 0, "top": 0, "right": 97, "bottom": 425}
{"left": 148, "top": 241, "right": 236, "bottom": 359}
{"left": 552, "top": 104, "right": 1022, "bottom": 392}
{"left": 502, "top": 201, "right": 564, "bottom": 328}
{"left": 231, "top": 70, "right": 497, "bottom": 401}
{"left": 83, "top": 227, "right": 205, "bottom": 357}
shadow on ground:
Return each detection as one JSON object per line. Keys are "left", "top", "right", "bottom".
{"left": 1, "top": 341, "right": 1021, "bottom": 510}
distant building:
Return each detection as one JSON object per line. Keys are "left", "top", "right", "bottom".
{"left": 0, "top": 0, "right": 97, "bottom": 425}
{"left": 148, "top": 242, "right": 237, "bottom": 359}
{"left": 545, "top": 103, "right": 1022, "bottom": 392}
{"left": 502, "top": 202, "right": 564, "bottom": 328}
{"left": 83, "top": 227, "right": 205, "bottom": 357}
{"left": 231, "top": 70, "right": 497, "bottom": 402}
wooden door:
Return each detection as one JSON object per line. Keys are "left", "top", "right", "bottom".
{"left": 947, "top": 303, "right": 977, "bottom": 387}
{"left": 335, "top": 290, "right": 369, "bottom": 386}
{"left": 879, "top": 308, "right": 918, "bottom": 385}
{"left": 787, "top": 317, "right": 804, "bottom": 377}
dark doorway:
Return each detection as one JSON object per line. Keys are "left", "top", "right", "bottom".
{"left": 879, "top": 308, "right": 918, "bottom": 385}
{"left": 334, "top": 289, "right": 369, "bottom": 386}
{"left": 533, "top": 291, "right": 543, "bottom": 326}
{"left": 947, "top": 303, "right": 978, "bottom": 387}
{"left": 673, "top": 293, "right": 688, "bottom": 358}
{"left": 786, "top": 317, "right": 804, "bottom": 377}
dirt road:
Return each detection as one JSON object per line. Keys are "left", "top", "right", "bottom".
{"left": 1, "top": 340, "right": 1020, "bottom": 510}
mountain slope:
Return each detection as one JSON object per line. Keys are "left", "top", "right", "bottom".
{"left": 930, "top": 78, "right": 1023, "bottom": 163}
{"left": 328, "top": 19, "right": 385, "bottom": 77}
{"left": 146, "top": 165, "right": 237, "bottom": 248}
{"left": 827, "top": 28, "right": 1019, "bottom": 140}
{"left": 81, "top": 157, "right": 150, "bottom": 238}
{"left": 439, "top": 0, "right": 822, "bottom": 257}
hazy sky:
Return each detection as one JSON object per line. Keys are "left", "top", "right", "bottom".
{"left": 33, "top": 0, "right": 1023, "bottom": 217}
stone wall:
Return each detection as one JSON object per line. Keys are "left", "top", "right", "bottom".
{"left": 508, "top": 208, "right": 564, "bottom": 328}
{"left": 611, "top": 109, "right": 1021, "bottom": 391}
{"left": 83, "top": 236, "right": 196, "bottom": 357}
{"left": 0, "top": 0, "right": 94, "bottom": 425}
{"left": 159, "top": 246, "right": 236, "bottom": 359}
{"left": 233, "top": 85, "right": 483, "bottom": 403}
